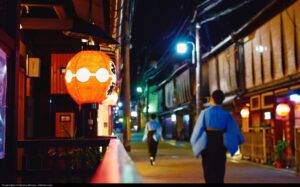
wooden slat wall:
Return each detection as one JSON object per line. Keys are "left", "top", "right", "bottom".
{"left": 243, "top": 0, "right": 300, "bottom": 88}
{"left": 244, "top": 40, "right": 254, "bottom": 89}
{"left": 217, "top": 45, "right": 238, "bottom": 94}
{"left": 229, "top": 45, "right": 238, "bottom": 91}
{"left": 175, "top": 69, "right": 192, "bottom": 104}
{"left": 208, "top": 57, "right": 219, "bottom": 94}
{"left": 270, "top": 15, "right": 283, "bottom": 80}
{"left": 51, "top": 54, "right": 74, "bottom": 94}
{"left": 218, "top": 51, "right": 230, "bottom": 94}
{"left": 282, "top": 6, "right": 296, "bottom": 76}
{"left": 252, "top": 29, "right": 263, "bottom": 86}
{"left": 165, "top": 80, "right": 176, "bottom": 109}
{"left": 260, "top": 22, "right": 272, "bottom": 83}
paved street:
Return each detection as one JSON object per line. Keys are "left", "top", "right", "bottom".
{"left": 128, "top": 132, "right": 300, "bottom": 183}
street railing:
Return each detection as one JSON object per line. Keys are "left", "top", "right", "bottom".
{"left": 17, "top": 136, "right": 115, "bottom": 183}
{"left": 91, "top": 138, "right": 142, "bottom": 183}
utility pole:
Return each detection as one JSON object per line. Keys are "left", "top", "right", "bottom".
{"left": 195, "top": 23, "right": 202, "bottom": 115}
{"left": 123, "top": 0, "right": 132, "bottom": 151}
{"left": 145, "top": 79, "right": 149, "bottom": 122}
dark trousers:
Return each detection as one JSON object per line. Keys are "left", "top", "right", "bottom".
{"left": 147, "top": 130, "right": 158, "bottom": 160}
{"left": 202, "top": 131, "right": 227, "bottom": 183}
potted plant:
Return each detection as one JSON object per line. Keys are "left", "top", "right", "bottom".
{"left": 274, "top": 140, "right": 288, "bottom": 168}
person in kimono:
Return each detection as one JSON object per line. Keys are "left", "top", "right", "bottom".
{"left": 142, "top": 113, "right": 163, "bottom": 165}
{"left": 190, "top": 89, "right": 244, "bottom": 183}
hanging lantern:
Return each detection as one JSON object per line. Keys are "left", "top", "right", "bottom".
{"left": 102, "top": 91, "right": 118, "bottom": 106}
{"left": 276, "top": 103, "right": 290, "bottom": 117}
{"left": 65, "top": 50, "right": 116, "bottom": 105}
{"left": 240, "top": 107, "right": 250, "bottom": 118}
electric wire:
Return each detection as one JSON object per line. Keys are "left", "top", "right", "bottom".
{"left": 142, "top": 1, "right": 193, "bottom": 80}
{"left": 200, "top": 0, "right": 252, "bottom": 25}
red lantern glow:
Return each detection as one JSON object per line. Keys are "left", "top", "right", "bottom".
{"left": 65, "top": 50, "right": 116, "bottom": 105}
{"left": 276, "top": 103, "right": 290, "bottom": 117}
{"left": 240, "top": 107, "right": 250, "bottom": 118}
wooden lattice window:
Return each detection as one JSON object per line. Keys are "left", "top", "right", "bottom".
{"left": 250, "top": 95, "right": 260, "bottom": 111}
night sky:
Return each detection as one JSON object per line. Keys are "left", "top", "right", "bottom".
{"left": 130, "top": 0, "right": 195, "bottom": 99}
{"left": 130, "top": 0, "right": 272, "bottom": 100}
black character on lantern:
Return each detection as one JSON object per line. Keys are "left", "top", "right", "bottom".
{"left": 110, "top": 62, "right": 116, "bottom": 75}
{"left": 107, "top": 82, "right": 116, "bottom": 95}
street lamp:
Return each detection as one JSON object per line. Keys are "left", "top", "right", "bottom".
{"left": 176, "top": 42, "right": 196, "bottom": 65}
{"left": 136, "top": 87, "right": 142, "bottom": 93}
{"left": 175, "top": 23, "right": 202, "bottom": 115}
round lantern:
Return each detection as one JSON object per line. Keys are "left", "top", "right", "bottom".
{"left": 65, "top": 50, "right": 116, "bottom": 105}
{"left": 276, "top": 103, "right": 290, "bottom": 117}
{"left": 240, "top": 107, "right": 250, "bottom": 118}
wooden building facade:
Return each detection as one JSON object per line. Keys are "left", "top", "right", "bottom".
{"left": 0, "top": 0, "right": 125, "bottom": 182}
{"left": 200, "top": 0, "right": 300, "bottom": 173}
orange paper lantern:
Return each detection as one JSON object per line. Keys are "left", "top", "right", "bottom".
{"left": 65, "top": 50, "right": 116, "bottom": 105}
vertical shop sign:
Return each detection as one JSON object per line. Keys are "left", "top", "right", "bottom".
{"left": 0, "top": 48, "right": 7, "bottom": 159}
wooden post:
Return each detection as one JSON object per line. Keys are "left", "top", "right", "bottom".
{"left": 123, "top": 0, "right": 132, "bottom": 151}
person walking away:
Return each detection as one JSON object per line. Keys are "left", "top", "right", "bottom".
{"left": 190, "top": 90, "right": 244, "bottom": 183}
{"left": 142, "top": 113, "right": 163, "bottom": 165}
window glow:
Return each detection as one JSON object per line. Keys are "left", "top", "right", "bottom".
{"left": 255, "top": 45, "right": 267, "bottom": 53}
{"left": 183, "top": 115, "right": 190, "bottom": 123}
{"left": 171, "top": 114, "right": 177, "bottom": 122}
{"left": 290, "top": 94, "right": 300, "bottom": 103}
{"left": 264, "top": 112, "right": 272, "bottom": 120}
{"left": 131, "top": 111, "right": 138, "bottom": 117}
{"left": 143, "top": 104, "right": 154, "bottom": 113}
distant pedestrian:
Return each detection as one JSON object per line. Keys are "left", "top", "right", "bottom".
{"left": 190, "top": 89, "right": 244, "bottom": 183}
{"left": 142, "top": 113, "right": 163, "bottom": 165}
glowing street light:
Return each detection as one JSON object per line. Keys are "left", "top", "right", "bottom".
{"left": 176, "top": 43, "right": 188, "bottom": 54}
{"left": 176, "top": 41, "right": 196, "bottom": 64}
{"left": 136, "top": 87, "right": 142, "bottom": 93}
